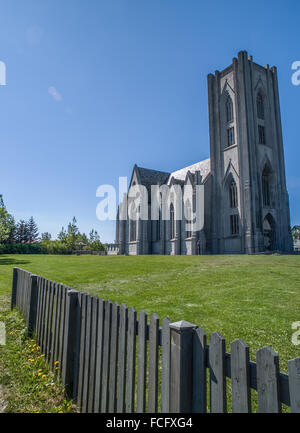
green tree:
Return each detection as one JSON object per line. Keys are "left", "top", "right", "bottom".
{"left": 0, "top": 195, "right": 15, "bottom": 244}
{"left": 66, "top": 217, "right": 80, "bottom": 250}
{"left": 27, "top": 216, "right": 39, "bottom": 243}
{"left": 15, "top": 220, "right": 29, "bottom": 243}
{"left": 41, "top": 232, "right": 52, "bottom": 241}
{"left": 57, "top": 227, "right": 67, "bottom": 242}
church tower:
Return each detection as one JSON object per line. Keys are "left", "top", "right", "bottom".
{"left": 207, "top": 50, "right": 293, "bottom": 254}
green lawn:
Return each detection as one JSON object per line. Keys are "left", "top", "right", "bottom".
{"left": 1, "top": 253, "right": 300, "bottom": 371}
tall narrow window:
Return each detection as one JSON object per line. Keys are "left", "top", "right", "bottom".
{"left": 230, "top": 214, "right": 239, "bottom": 235}
{"left": 262, "top": 166, "right": 271, "bottom": 207}
{"left": 156, "top": 214, "right": 160, "bottom": 241}
{"left": 130, "top": 218, "right": 136, "bottom": 242}
{"left": 227, "top": 127, "right": 235, "bottom": 147}
{"left": 185, "top": 200, "right": 192, "bottom": 238}
{"left": 226, "top": 96, "right": 233, "bottom": 123}
{"left": 257, "top": 93, "right": 264, "bottom": 120}
{"left": 258, "top": 125, "right": 266, "bottom": 144}
{"left": 229, "top": 180, "right": 238, "bottom": 208}
{"left": 170, "top": 203, "right": 175, "bottom": 239}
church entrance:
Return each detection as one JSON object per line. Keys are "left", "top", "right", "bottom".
{"left": 263, "top": 214, "right": 276, "bottom": 252}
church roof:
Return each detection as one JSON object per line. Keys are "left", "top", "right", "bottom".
{"left": 169, "top": 158, "right": 211, "bottom": 183}
{"left": 134, "top": 158, "right": 211, "bottom": 190}
{"left": 136, "top": 166, "right": 170, "bottom": 190}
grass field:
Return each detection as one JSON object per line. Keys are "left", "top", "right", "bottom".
{"left": 0, "top": 253, "right": 300, "bottom": 372}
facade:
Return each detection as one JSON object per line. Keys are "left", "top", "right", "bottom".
{"left": 116, "top": 51, "right": 293, "bottom": 255}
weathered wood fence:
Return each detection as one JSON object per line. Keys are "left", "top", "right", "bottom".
{"left": 11, "top": 267, "right": 300, "bottom": 413}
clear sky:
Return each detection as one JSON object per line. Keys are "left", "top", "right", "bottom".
{"left": 0, "top": 0, "right": 299, "bottom": 242}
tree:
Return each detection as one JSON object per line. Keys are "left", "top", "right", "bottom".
{"left": 41, "top": 232, "right": 52, "bottom": 241}
{"left": 0, "top": 195, "right": 15, "bottom": 244}
{"left": 27, "top": 216, "right": 39, "bottom": 243}
{"left": 88, "top": 229, "right": 104, "bottom": 251}
{"left": 15, "top": 220, "right": 29, "bottom": 243}
{"left": 57, "top": 227, "right": 67, "bottom": 242}
{"left": 66, "top": 217, "right": 80, "bottom": 250}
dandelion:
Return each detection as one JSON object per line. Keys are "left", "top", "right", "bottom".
{"left": 55, "top": 366, "right": 59, "bottom": 370}
{"left": 54, "top": 361, "right": 59, "bottom": 365}
{"left": 42, "top": 374, "right": 47, "bottom": 379}
{"left": 37, "top": 346, "right": 41, "bottom": 350}
{"left": 38, "top": 372, "right": 42, "bottom": 377}
{"left": 38, "top": 369, "right": 42, "bottom": 372}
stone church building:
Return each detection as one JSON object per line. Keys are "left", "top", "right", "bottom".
{"left": 115, "top": 51, "right": 293, "bottom": 255}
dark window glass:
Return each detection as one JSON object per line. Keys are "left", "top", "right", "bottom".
{"left": 230, "top": 214, "right": 239, "bottom": 235}
{"left": 227, "top": 127, "right": 235, "bottom": 147}
{"left": 170, "top": 203, "right": 175, "bottom": 239}
{"left": 258, "top": 125, "right": 266, "bottom": 144}
{"left": 226, "top": 96, "right": 233, "bottom": 123}
{"left": 257, "top": 93, "right": 264, "bottom": 120}
{"left": 262, "top": 168, "right": 271, "bottom": 207}
{"left": 229, "top": 180, "right": 238, "bottom": 208}
{"left": 185, "top": 200, "right": 192, "bottom": 238}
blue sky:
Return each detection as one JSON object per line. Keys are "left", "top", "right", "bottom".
{"left": 0, "top": 0, "right": 299, "bottom": 242}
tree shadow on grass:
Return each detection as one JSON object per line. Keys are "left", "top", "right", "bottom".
{"left": 0, "top": 258, "right": 31, "bottom": 266}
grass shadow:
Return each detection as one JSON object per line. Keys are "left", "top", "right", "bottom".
{"left": 0, "top": 258, "right": 31, "bottom": 266}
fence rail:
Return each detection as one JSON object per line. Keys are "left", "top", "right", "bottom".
{"left": 11, "top": 267, "right": 300, "bottom": 413}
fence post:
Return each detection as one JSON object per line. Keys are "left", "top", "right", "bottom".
{"left": 11, "top": 267, "right": 19, "bottom": 310}
{"left": 62, "top": 289, "right": 81, "bottom": 399}
{"left": 169, "top": 320, "right": 197, "bottom": 413}
{"left": 27, "top": 275, "right": 39, "bottom": 337}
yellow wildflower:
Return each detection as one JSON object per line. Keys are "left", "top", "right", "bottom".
{"left": 42, "top": 374, "right": 47, "bottom": 379}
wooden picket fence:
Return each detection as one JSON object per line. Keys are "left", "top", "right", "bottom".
{"left": 11, "top": 267, "right": 300, "bottom": 413}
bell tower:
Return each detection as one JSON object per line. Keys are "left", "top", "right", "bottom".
{"left": 208, "top": 50, "right": 293, "bottom": 254}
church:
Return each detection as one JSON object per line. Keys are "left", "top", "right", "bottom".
{"left": 115, "top": 51, "right": 293, "bottom": 255}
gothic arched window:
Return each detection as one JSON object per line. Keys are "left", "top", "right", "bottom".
{"left": 257, "top": 93, "right": 264, "bottom": 120}
{"left": 226, "top": 96, "right": 234, "bottom": 123}
{"left": 229, "top": 180, "right": 238, "bottom": 208}
{"left": 185, "top": 199, "right": 192, "bottom": 238}
{"left": 170, "top": 203, "right": 175, "bottom": 239}
{"left": 262, "top": 166, "right": 271, "bottom": 207}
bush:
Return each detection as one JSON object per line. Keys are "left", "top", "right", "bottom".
{"left": 0, "top": 243, "right": 43, "bottom": 254}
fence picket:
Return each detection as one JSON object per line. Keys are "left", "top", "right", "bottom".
{"left": 93, "top": 298, "right": 104, "bottom": 413}
{"left": 77, "top": 293, "right": 87, "bottom": 410}
{"left": 50, "top": 282, "right": 58, "bottom": 367}
{"left": 117, "top": 304, "right": 128, "bottom": 413}
{"left": 193, "top": 327, "right": 207, "bottom": 413}
{"left": 231, "top": 339, "right": 251, "bottom": 413}
{"left": 101, "top": 300, "right": 112, "bottom": 412}
{"left": 87, "top": 296, "right": 98, "bottom": 413}
{"left": 137, "top": 310, "right": 147, "bottom": 413}
{"left": 209, "top": 332, "right": 226, "bottom": 413}
{"left": 126, "top": 307, "right": 137, "bottom": 413}
{"left": 288, "top": 357, "right": 300, "bottom": 413}
{"left": 148, "top": 313, "right": 159, "bottom": 413}
{"left": 108, "top": 302, "right": 120, "bottom": 413}
{"left": 82, "top": 295, "right": 93, "bottom": 413}
{"left": 256, "top": 346, "right": 281, "bottom": 413}
{"left": 161, "top": 317, "right": 171, "bottom": 413}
